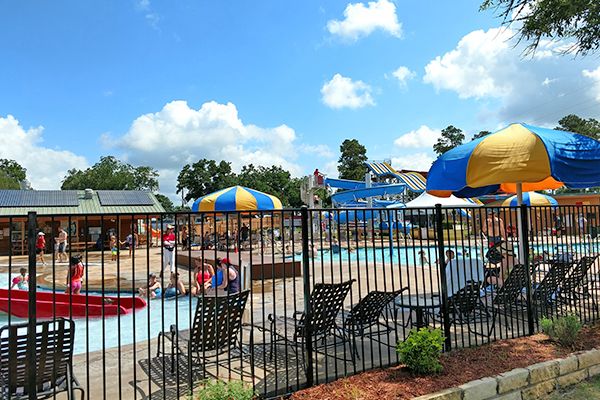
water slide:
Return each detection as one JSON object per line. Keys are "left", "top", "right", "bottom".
{"left": 0, "top": 289, "right": 147, "bottom": 318}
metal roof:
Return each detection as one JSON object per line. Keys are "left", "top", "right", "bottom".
{"left": 0, "top": 190, "right": 165, "bottom": 217}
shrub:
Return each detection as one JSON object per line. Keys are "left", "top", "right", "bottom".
{"left": 396, "top": 327, "right": 445, "bottom": 374}
{"left": 194, "top": 380, "right": 254, "bottom": 400}
{"left": 540, "top": 314, "right": 582, "bottom": 348}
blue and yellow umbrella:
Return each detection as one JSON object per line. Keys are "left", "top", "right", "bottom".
{"left": 191, "top": 186, "right": 283, "bottom": 212}
{"left": 500, "top": 192, "right": 558, "bottom": 208}
{"left": 427, "top": 123, "right": 600, "bottom": 198}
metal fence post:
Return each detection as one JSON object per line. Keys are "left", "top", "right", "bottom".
{"left": 27, "top": 211, "right": 37, "bottom": 399}
{"left": 520, "top": 204, "right": 535, "bottom": 335}
{"left": 434, "top": 204, "right": 452, "bottom": 351}
{"left": 300, "top": 206, "right": 314, "bottom": 387}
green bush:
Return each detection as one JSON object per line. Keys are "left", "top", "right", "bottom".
{"left": 540, "top": 314, "right": 582, "bottom": 348}
{"left": 194, "top": 380, "right": 254, "bottom": 400}
{"left": 397, "top": 327, "right": 445, "bottom": 374}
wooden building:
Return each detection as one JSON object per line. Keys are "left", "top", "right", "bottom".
{"left": 0, "top": 190, "right": 165, "bottom": 255}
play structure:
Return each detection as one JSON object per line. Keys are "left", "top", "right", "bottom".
{"left": 0, "top": 289, "right": 147, "bottom": 318}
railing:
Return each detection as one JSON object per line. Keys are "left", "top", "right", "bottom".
{"left": 0, "top": 204, "right": 599, "bottom": 399}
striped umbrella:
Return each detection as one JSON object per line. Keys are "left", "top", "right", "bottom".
{"left": 191, "top": 186, "right": 283, "bottom": 212}
{"left": 500, "top": 192, "right": 558, "bottom": 208}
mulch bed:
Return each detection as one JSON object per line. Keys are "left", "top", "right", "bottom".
{"left": 291, "top": 324, "right": 600, "bottom": 400}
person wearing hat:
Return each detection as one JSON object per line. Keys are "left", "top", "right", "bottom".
{"left": 161, "top": 224, "right": 176, "bottom": 277}
{"left": 36, "top": 231, "right": 47, "bottom": 265}
{"left": 213, "top": 257, "right": 240, "bottom": 294}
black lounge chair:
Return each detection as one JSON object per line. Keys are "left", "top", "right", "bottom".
{"left": 338, "top": 287, "right": 408, "bottom": 358}
{"left": 266, "top": 280, "right": 355, "bottom": 372}
{"left": 558, "top": 255, "right": 599, "bottom": 309}
{"left": 532, "top": 260, "right": 575, "bottom": 316}
{"left": 157, "top": 290, "right": 250, "bottom": 380}
{"left": 0, "top": 318, "right": 83, "bottom": 400}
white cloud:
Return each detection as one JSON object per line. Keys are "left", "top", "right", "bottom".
{"left": 391, "top": 152, "right": 435, "bottom": 172}
{"left": 300, "top": 144, "right": 335, "bottom": 158}
{"left": 107, "top": 100, "right": 324, "bottom": 200}
{"left": 321, "top": 73, "right": 375, "bottom": 109}
{"left": 393, "top": 125, "right": 440, "bottom": 148}
{"left": 0, "top": 115, "right": 88, "bottom": 189}
{"left": 327, "top": 0, "right": 402, "bottom": 41}
{"left": 423, "top": 27, "right": 600, "bottom": 124}
{"left": 583, "top": 66, "right": 600, "bottom": 102}
{"left": 391, "top": 65, "right": 416, "bottom": 87}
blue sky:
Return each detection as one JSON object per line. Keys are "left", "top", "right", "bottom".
{"left": 0, "top": 0, "right": 599, "bottom": 200}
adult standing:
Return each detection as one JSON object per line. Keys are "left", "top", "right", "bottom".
{"left": 240, "top": 223, "right": 249, "bottom": 242}
{"left": 161, "top": 225, "right": 176, "bottom": 277}
{"left": 55, "top": 227, "right": 68, "bottom": 263}
{"left": 482, "top": 209, "right": 506, "bottom": 247}
{"left": 579, "top": 214, "right": 588, "bottom": 235}
{"left": 36, "top": 232, "right": 46, "bottom": 265}
{"left": 181, "top": 226, "right": 189, "bottom": 251}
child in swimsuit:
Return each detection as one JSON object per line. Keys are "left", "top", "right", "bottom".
{"left": 11, "top": 268, "right": 28, "bottom": 290}
{"left": 66, "top": 256, "right": 84, "bottom": 295}
{"left": 138, "top": 273, "right": 162, "bottom": 299}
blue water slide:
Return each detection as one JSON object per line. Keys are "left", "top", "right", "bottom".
{"left": 330, "top": 184, "right": 406, "bottom": 205}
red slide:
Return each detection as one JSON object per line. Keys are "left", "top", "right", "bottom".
{"left": 0, "top": 289, "right": 147, "bottom": 319}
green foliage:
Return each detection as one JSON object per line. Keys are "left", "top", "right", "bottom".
{"left": 338, "top": 139, "right": 368, "bottom": 181}
{"left": 193, "top": 380, "right": 254, "bottom": 400}
{"left": 176, "top": 159, "right": 237, "bottom": 202}
{"left": 472, "top": 130, "right": 492, "bottom": 140}
{"left": 433, "top": 126, "right": 464, "bottom": 155}
{"left": 313, "top": 187, "right": 332, "bottom": 207}
{"left": 0, "top": 170, "right": 21, "bottom": 189}
{"left": 61, "top": 156, "right": 159, "bottom": 191}
{"left": 154, "top": 193, "right": 175, "bottom": 212}
{"left": 176, "top": 160, "right": 302, "bottom": 207}
{"left": 397, "top": 328, "right": 445, "bottom": 374}
{"left": 540, "top": 314, "right": 582, "bottom": 347}
{"left": 0, "top": 159, "right": 27, "bottom": 183}
{"left": 481, "top": 0, "right": 600, "bottom": 56}
{"left": 556, "top": 114, "right": 600, "bottom": 140}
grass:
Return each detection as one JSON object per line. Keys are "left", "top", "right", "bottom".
{"left": 548, "top": 375, "right": 600, "bottom": 399}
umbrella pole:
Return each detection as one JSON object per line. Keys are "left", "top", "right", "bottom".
{"left": 516, "top": 183, "right": 526, "bottom": 263}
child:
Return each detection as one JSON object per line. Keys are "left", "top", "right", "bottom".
{"left": 110, "top": 235, "right": 119, "bottom": 261}
{"left": 138, "top": 273, "right": 162, "bottom": 299}
{"left": 164, "top": 272, "right": 186, "bottom": 298}
{"left": 418, "top": 250, "right": 430, "bottom": 267}
{"left": 11, "top": 268, "right": 28, "bottom": 290}
{"left": 36, "top": 232, "right": 46, "bottom": 265}
{"left": 66, "top": 255, "right": 84, "bottom": 295}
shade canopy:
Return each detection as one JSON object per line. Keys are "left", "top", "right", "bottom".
{"left": 389, "top": 192, "right": 480, "bottom": 209}
{"left": 427, "top": 123, "right": 600, "bottom": 198}
{"left": 500, "top": 192, "right": 558, "bottom": 208}
{"left": 191, "top": 186, "right": 283, "bottom": 212}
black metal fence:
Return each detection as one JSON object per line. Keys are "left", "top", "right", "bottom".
{"left": 1, "top": 204, "right": 599, "bottom": 399}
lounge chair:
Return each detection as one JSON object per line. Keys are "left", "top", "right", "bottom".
{"left": 266, "top": 280, "right": 354, "bottom": 373}
{"left": 0, "top": 318, "right": 83, "bottom": 400}
{"left": 557, "top": 255, "right": 599, "bottom": 310}
{"left": 337, "top": 287, "right": 408, "bottom": 358}
{"left": 157, "top": 290, "right": 250, "bottom": 380}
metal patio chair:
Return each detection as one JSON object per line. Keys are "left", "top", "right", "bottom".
{"left": 337, "top": 287, "right": 408, "bottom": 358}
{"left": 157, "top": 290, "right": 250, "bottom": 379}
{"left": 557, "top": 255, "right": 599, "bottom": 310}
{"left": 0, "top": 318, "right": 83, "bottom": 400}
{"left": 266, "top": 280, "right": 355, "bottom": 373}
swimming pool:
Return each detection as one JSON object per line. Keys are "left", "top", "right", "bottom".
{"left": 0, "top": 273, "right": 197, "bottom": 355}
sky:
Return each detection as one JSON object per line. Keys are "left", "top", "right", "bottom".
{"left": 0, "top": 0, "right": 599, "bottom": 202}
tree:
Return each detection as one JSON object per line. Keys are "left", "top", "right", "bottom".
{"left": 176, "top": 159, "right": 237, "bottom": 202}
{"left": 154, "top": 193, "right": 174, "bottom": 212}
{"left": 481, "top": 0, "right": 600, "bottom": 56}
{"left": 0, "top": 159, "right": 27, "bottom": 183}
{"left": 237, "top": 164, "right": 302, "bottom": 207}
{"left": 338, "top": 139, "right": 368, "bottom": 181}
{"left": 556, "top": 114, "right": 600, "bottom": 139}
{"left": 61, "top": 156, "right": 159, "bottom": 191}
{"left": 433, "top": 126, "right": 465, "bottom": 155}
{"left": 0, "top": 170, "right": 21, "bottom": 189}
{"left": 472, "top": 130, "right": 492, "bottom": 140}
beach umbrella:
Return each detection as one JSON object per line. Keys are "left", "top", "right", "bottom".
{"left": 427, "top": 123, "right": 600, "bottom": 261}
{"left": 191, "top": 186, "right": 283, "bottom": 212}
{"left": 500, "top": 192, "right": 558, "bottom": 208}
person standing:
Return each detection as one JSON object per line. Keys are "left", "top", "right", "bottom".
{"left": 55, "top": 227, "right": 68, "bottom": 263}
{"left": 579, "top": 214, "right": 588, "bottom": 235}
{"left": 240, "top": 223, "right": 249, "bottom": 243}
{"left": 482, "top": 210, "right": 506, "bottom": 247}
{"left": 181, "top": 226, "right": 189, "bottom": 251}
{"left": 36, "top": 232, "right": 47, "bottom": 265}
{"left": 161, "top": 225, "right": 176, "bottom": 276}
{"left": 66, "top": 255, "right": 84, "bottom": 295}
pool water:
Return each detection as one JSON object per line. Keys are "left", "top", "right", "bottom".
{"left": 0, "top": 273, "right": 197, "bottom": 355}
